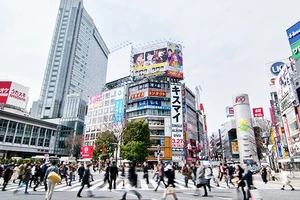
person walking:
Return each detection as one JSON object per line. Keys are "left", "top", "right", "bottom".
{"left": 152, "top": 164, "right": 158, "bottom": 181}
{"left": 77, "top": 163, "right": 94, "bottom": 198}
{"left": 120, "top": 161, "right": 142, "bottom": 200}
{"left": 195, "top": 162, "right": 208, "bottom": 197}
{"left": 77, "top": 163, "right": 85, "bottom": 182}
{"left": 109, "top": 161, "right": 118, "bottom": 191}
{"left": 1, "top": 164, "right": 14, "bottom": 191}
{"left": 205, "top": 165, "right": 213, "bottom": 192}
{"left": 33, "top": 163, "right": 42, "bottom": 191}
{"left": 182, "top": 163, "right": 191, "bottom": 187}
{"left": 162, "top": 163, "right": 178, "bottom": 200}
{"left": 143, "top": 162, "right": 149, "bottom": 184}
{"left": 14, "top": 162, "right": 31, "bottom": 194}
{"left": 11, "top": 164, "right": 20, "bottom": 184}
{"left": 44, "top": 160, "right": 59, "bottom": 200}
{"left": 154, "top": 161, "right": 167, "bottom": 191}
{"left": 120, "top": 164, "right": 126, "bottom": 188}
{"left": 261, "top": 166, "right": 268, "bottom": 184}
{"left": 235, "top": 164, "right": 246, "bottom": 200}
{"left": 104, "top": 162, "right": 110, "bottom": 185}
{"left": 239, "top": 163, "right": 254, "bottom": 200}
{"left": 280, "top": 166, "right": 295, "bottom": 191}
{"left": 191, "top": 162, "right": 197, "bottom": 186}
{"left": 271, "top": 168, "right": 278, "bottom": 181}
{"left": 212, "top": 165, "right": 220, "bottom": 187}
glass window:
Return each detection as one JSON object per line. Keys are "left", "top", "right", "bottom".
{"left": 93, "top": 110, "right": 97, "bottom": 116}
{"left": 92, "top": 117, "right": 97, "bottom": 124}
{"left": 98, "top": 109, "right": 103, "bottom": 115}
{"left": 110, "top": 106, "right": 114, "bottom": 113}
{"left": 110, "top": 99, "right": 115, "bottom": 105}
{"left": 104, "top": 108, "right": 108, "bottom": 114}
{"left": 103, "top": 115, "right": 108, "bottom": 122}
{"left": 97, "top": 116, "right": 102, "bottom": 123}
{"left": 286, "top": 110, "right": 296, "bottom": 122}
{"left": 109, "top": 114, "right": 114, "bottom": 121}
{"left": 289, "top": 121, "right": 298, "bottom": 132}
{"left": 105, "top": 93, "right": 110, "bottom": 99}
{"left": 5, "top": 121, "right": 17, "bottom": 143}
{"left": 105, "top": 100, "right": 109, "bottom": 107}
{"left": 111, "top": 91, "right": 116, "bottom": 97}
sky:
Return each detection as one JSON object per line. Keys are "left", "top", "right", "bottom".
{"left": 0, "top": 0, "right": 299, "bottom": 133}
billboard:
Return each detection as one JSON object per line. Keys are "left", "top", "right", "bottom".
{"left": 171, "top": 84, "right": 183, "bottom": 148}
{"left": 113, "top": 87, "right": 124, "bottom": 123}
{"left": 80, "top": 146, "right": 94, "bottom": 159}
{"left": 231, "top": 141, "right": 239, "bottom": 154}
{"left": 88, "top": 93, "right": 103, "bottom": 109}
{"left": 131, "top": 42, "right": 183, "bottom": 80}
{"left": 290, "top": 40, "right": 300, "bottom": 61}
{"left": 0, "top": 81, "right": 29, "bottom": 109}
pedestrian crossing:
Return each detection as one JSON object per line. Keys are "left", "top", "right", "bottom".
{"left": 1, "top": 178, "right": 230, "bottom": 192}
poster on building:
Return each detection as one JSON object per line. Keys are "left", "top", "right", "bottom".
{"left": 171, "top": 84, "right": 183, "bottom": 148}
{"left": 88, "top": 93, "right": 103, "bottom": 109}
{"left": 252, "top": 107, "right": 264, "bottom": 118}
{"left": 0, "top": 81, "right": 29, "bottom": 109}
{"left": 80, "top": 146, "right": 94, "bottom": 159}
{"left": 231, "top": 141, "right": 239, "bottom": 154}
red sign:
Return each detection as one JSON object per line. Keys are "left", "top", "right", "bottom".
{"left": 252, "top": 107, "right": 264, "bottom": 118}
{"left": 148, "top": 91, "right": 166, "bottom": 97}
{"left": 235, "top": 96, "right": 246, "bottom": 103}
{"left": 130, "top": 92, "right": 144, "bottom": 100}
{"left": 167, "top": 70, "right": 184, "bottom": 79}
{"left": 0, "top": 81, "right": 12, "bottom": 105}
{"left": 80, "top": 146, "right": 94, "bottom": 158}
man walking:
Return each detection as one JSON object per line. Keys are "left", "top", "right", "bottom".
{"left": 162, "top": 163, "right": 178, "bottom": 200}
{"left": 44, "top": 160, "right": 59, "bottom": 200}
{"left": 154, "top": 161, "right": 166, "bottom": 191}
{"left": 77, "top": 163, "right": 94, "bottom": 198}
{"left": 195, "top": 162, "right": 208, "bottom": 197}
{"left": 143, "top": 162, "right": 149, "bottom": 184}
{"left": 109, "top": 161, "right": 118, "bottom": 191}
{"left": 78, "top": 163, "right": 85, "bottom": 182}
{"left": 13, "top": 162, "right": 31, "bottom": 194}
{"left": 239, "top": 163, "right": 254, "bottom": 200}
{"left": 1, "top": 164, "right": 13, "bottom": 191}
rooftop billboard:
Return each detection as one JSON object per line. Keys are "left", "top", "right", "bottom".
{"left": 0, "top": 81, "right": 29, "bottom": 109}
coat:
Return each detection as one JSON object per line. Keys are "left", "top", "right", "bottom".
{"left": 22, "top": 166, "right": 31, "bottom": 182}
{"left": 11, "top": 166, "right": 20, "bottom": 180}
{"left": 196, "top": 165, "right": 206, "bottom": 185}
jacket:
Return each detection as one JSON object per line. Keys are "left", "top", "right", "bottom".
{"left": 241, "top": 169, "right": 253, "bottom": 188}
{"left": 22, "top": 166, "right": 31, "bottom": 182}
{"left": 196, "top": 165, "right": 206, "bottom": 185}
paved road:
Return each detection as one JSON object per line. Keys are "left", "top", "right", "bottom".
{"left": 1, "top": 171, "right": 300, "bottom": 199}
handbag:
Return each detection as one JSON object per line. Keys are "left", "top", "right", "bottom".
{"left": 48, "top": 171, "right": 61, "bottom": 183}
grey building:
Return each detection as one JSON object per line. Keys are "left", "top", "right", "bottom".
{"left": 38, "top": 0, "right": 109, "bottom": 119}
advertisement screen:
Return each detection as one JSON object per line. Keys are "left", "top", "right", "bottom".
{"left": 131, "top": 42, "right": 184, "bottom": 80}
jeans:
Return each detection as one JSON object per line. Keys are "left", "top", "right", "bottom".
{"left": 205, "top": 179, "right": 211, "bottom": 191}
{"left": 15, "top": 181, "right": 29, "bottom": 193}
{"left": 184, "top": 176, "right": 188, "bottom": 187}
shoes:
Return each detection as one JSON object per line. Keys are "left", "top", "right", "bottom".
{"left": 2, "top": 189, "right": 6, "bottom": 191}
{"left": 281, "top": 188, "right": 285, "bottom": 190}
{"left": 292, "top": 188, "right": 295, "bottom": 191}
{"left": 13, "top": 190, "right": 18, "bottom": 194}
{"left": 77, "top": 195, "right": 82, "bottom": 197}
{"left": 193, "top": 193, "right": 199, "bottom": 196}
{"left": 202, "top": 194, "right": 208, "bottom": 197}
{"left": 89, "top": 194, "right": 95, "bottom": 197}
{"left": 25, "top": 192, "right": 29, "bottom": 194}
{"left": 33, "top": 188, "right": 37, "bottom": 191}
{"left": 154, "top": 189, "right": 157, "bottom": 192}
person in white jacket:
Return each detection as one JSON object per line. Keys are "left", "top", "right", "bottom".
{"left": 205, "top": 165, "right": 213, "bottom": 192}
{"left": 280, "top": 166, "right": 295, "bottom": 191}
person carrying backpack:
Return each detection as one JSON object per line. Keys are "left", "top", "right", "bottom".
{"left": 205, "top": 165, "right": 213, "bottom": 192}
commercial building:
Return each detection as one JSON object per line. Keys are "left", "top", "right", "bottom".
{"left": 0, "top": 110, "right": 72, "bottom": 159}
{"left": 38, "top": 0, "right": 109, "bottom": 120}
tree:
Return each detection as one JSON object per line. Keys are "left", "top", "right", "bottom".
{"left": 93, "top": 130, "right": 117, "bottom": 161}
{"left": 64, "top": 135, "right": 83, "bottom": 157}
{"left": 120, "top": 119, "right": 151, "bottom": 163}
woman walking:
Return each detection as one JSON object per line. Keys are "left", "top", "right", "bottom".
{"left": 235, "top": 164, "right": 247, "bottom": 200}
{"left": 280, "top": 166, "right": 295, "bottom": 191}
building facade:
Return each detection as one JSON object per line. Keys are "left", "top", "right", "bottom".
{"left": 38, "top": 0, "right": 109, "bottom": 119}
{"left": 0, "top": 110, "right": 72, "bottom": 159}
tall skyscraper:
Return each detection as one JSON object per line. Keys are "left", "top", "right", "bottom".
{"left": 38, "top": 0, "right": 109, "bottom": 119}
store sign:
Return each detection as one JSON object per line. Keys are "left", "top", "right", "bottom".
{"left": 0, "top": 81, "right": 29, "bottom": 109}
{"left": 252, "top": 107, "right": 264, "bottom": 118}
{"left": 291, "top": 40, "right": 300, "bottom": 60}
{"left": 171, "top": 84, "right": 183, "bottom": 148}
{"left": 270, "top": 62, "right": 284, "bottom": 76}
{"left": 130, "top": 92, "right": 144, "bottom": 100}
{"left": 286, "top": 20, "right": 300, "bottom": 45}
{"left": 148, "top": 90, "right": 166, "bottom": 97}
{"left": 225, "top": 106, "right": 234, "bottom": 117}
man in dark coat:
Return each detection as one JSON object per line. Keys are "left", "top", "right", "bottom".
{"left": 239, "top": 163, "right": 254, "bottom": 200}
{"left": 120, "top": 161, "right": 142, "bottom": 200}
{"left": 109, "top": 161, "right": 118, "bottom": 191}
{"left": 78, "top": 163, "right": 85, "bottom": 182}
{"left": 1, "top": 164, "right": 14, "bottom": 191}
{"left": 77, "top": 163, "right": 94, "bottom": 198}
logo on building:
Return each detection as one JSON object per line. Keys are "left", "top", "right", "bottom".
{"left": 270, "top": 62, "right": 284, "bottom": 76}
{"left": 235, "top": 96, "right": 246, "bottom": 103}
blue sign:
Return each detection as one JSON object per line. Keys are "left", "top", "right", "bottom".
{"left": 113, "top": 99, "right": 123, "bottom": 123}
{"left": 276, "top": 141, "right": 283, "bottom": 159}
{"left": 270, "top": 62, "right": 284, "bottom": 76}
{"left": 138, "top": 100, "right": 162, "bottom": 107}
{"left": 287, "top": 20, "right": 300, "bottom": 45}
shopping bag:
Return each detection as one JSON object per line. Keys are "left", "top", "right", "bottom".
{"left": 250, "top": 189, "right": 263, "bottom": 200}
{"left": 48, "top": 171, "right": 61, "bottom": 183}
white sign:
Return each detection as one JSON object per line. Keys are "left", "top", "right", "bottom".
{"left": 171, "top": 84, "right": 183, "bottom": 148}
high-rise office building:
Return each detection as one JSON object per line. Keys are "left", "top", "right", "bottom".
{"left": 38, "top": 0, "right": 109, "bottom": 119}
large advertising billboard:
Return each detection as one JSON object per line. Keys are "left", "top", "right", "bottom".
{"left": 131, "top": 42, "right": 183, "bottom": 80}
{"left": 80, "top": 146, "right": 94, "bottom": 159}
{"left": 0, "top": 81, "right": 29, "bottom": 109}
{"left": 170, "top": 83, "right": 183, "bottom": 148}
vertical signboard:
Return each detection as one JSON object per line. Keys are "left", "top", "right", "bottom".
{"left": 287, "top": 21, "right": 300, "bottom": 60}
{"left": 171, "top": 84, "right": 183, "bottom": 148}
{"left": 252, "top": 107, "right": 264, "bottom": 118}
{"left": 283, "top": 116, "right": 294, "bottom": 155}
{"left": 113, "top": 87, "right": 124, "bottom": 124}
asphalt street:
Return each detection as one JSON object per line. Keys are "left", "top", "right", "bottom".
{"left": 1, "top": 171, "right": 300, "bottom": 200}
